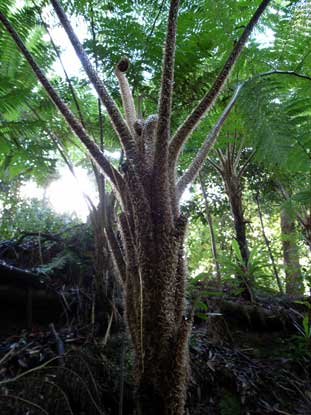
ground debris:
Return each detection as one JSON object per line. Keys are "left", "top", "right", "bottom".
{"left": 0, "top": 325, "right": 124, "bottom": 415}
{"left": 188, "top": 320, "right": 311, "bottom": 415}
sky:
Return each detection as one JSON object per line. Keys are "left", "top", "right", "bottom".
{"left": 42, "top": 10, "right": 87, "bottom": 78}
{"left": 19, "top": 8, "right": 97, "bottom": 220}
{"left": 21, "top": 166, "right": 98, "bottom": 220}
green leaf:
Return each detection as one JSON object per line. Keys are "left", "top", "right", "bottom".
{"left": 248, "top": 247, "right": 258, "bottom": 264}
{"left": 293, "top": 191, "right": 311, "bottom": 206}
{"left": 303, "top": 314, "right": 310, "bottom": 337}
{"left": 191, "top": 272, "right": 210, "bottom": 283}
{"left": 294, "top": 301, "right": 311, "bottom": 310}
{"left": 196, "top": 312, "right": 208, "bottom": 321}
{"left": 232, "top": 240, "right": 243, "bottom": 263}
{"left": 195, "top": 301, "right": 208, "bottom": 311}
{"left": 201, "top": 290, "right": 224, "bottom": 297}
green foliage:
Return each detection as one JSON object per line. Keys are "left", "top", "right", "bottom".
{"left": 290, "top": 301, "right": 311, "bottom": 355}
{"left": 0, "top": 197, "right": 80, "bottom": 239}
{"left": 187, "top": 272, "right": 210, "bottom": 321}
{"left": 239, "top": 77, "right": 311, "bottom": 174}
{"left": 0, "top": 1, "right": 61, "bottom": 184}
{"left": 187, "top": 272, "right": 224, "bottom": 321}
{"left": 220, "top": 241, "right": 273, "bottom": 289}
{"left": 294, "top": 301, "right": 311, "bottom": 340}
{"left": 37, "top": 249, "right": 77, "bottom": 275}
{"left": 1, "top": 0, "right": 311, "bottom": 303}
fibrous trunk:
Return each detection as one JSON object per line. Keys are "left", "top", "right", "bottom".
{"left": 120, "top": 187, "right": 191, "bottom": 415}
{"left": 224, "top": 173, "right": 253, "bottom": 300}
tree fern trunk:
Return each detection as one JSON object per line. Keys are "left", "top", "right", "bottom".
{"left": 224, "top": 173, "right": 253, "bottom": 300}
{"left": 123, "top": 219, "right": 191, "bottom": 415}
{"left": 224, "top": 174, "right": 249, "bottom": 265}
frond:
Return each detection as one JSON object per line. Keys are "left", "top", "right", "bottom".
{"left": 238, "top": 76, "right": 311, "bottom": 173}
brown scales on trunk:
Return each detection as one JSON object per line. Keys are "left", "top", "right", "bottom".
{"left": 0, "top": 1, "right": 271, "bottom": 413}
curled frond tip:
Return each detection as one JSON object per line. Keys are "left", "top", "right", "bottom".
{"left": 117, "top": 57, "right": 130, "bottom": 73}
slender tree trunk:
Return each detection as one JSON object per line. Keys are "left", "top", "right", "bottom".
{"left": 223, "top": 173, "right": 254, "bottom": 301}
{"left": 280, "top": 208, "right": 304, "bottom": 296}
{"left": 199, "top": 173, "right": 222, "bottom": 286}
{"left": 256, "top": 195, "right": 283, "bottom": 294}
{"left": 224, "top": 174, "right": 249, "bottom": 265}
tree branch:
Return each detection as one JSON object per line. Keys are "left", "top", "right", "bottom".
{"left": 155, "top": 0, "right": 179, "bottom": 153}
{"left": 106, "top": 231, "right": 126, "bottom": 283}
{"left": 230, "top": 139, "right": 236, "bottom": 166}
{"left": 216, "top": 148, "right": 226, "bottom": 168}
{"left": 176, "top": 65, "right": 311, "bottom": 195}
{"left": 51, "top": 0, "right": 151, "bottom": 216}
{"left": 0, "top": 11, "right": 125, "bottom": 196}
{"left": 169, "top": 0, "right": 271, "bottom": 165}
{"left": 176, "top": 84, "right": 242, "bottom": 198}
{"left": 146, "top": 0, "right": 166, "bottom": 44}
{"left": 207, "top": 157, "right": 222, "bottom": 175}
{"left": 173, "top": 66, "right": 311, "bottom": 182}
{"left": 28, "top": 103, "right": 96, "bottom": 211}
{"left": 233, "top": 135, "right": 245, "bottom": 172}
{"left": 115, "top": 58, "right": 137, "bottom": 137}
{"left": 238, "top": 150, "right": 256, "bottom": 178}
{"left": 105, "top": 224, "right": 126, "bottom": 283}
{"left": 142, "top": 114, "right": 158, "bottom": 169}
{"left": 50, "top": 0, "right": 137, "bottom": 163}
{"left": 153, "top": 0, "right": 180, "bottom": 224}
{"left": 34, "top": 4, "right": 86, "bottom": 128}
{"left": 89, "top": 3, "right": 105, "bottom": 157}
{"left": 226, "top": 143, "right": 232, "bottom": 172}
{"left": 175, "top": 62, "right": 311, "bottom": 199}
{"left": 258, "top": 69, "right": 311, "bottom": 82}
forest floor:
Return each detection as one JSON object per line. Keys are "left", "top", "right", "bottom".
{"left": 0, "top": 293, "right": 310, "bottom": 415}
{"left": 189, "top": 293, "right": 311, "bottom": 415}
{"left": 0, "top": 232, "right": 311, "bottom": 414}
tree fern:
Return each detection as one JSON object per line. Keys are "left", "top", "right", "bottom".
{"left": 239, "top": 76, "right": 311, "bottom": 173}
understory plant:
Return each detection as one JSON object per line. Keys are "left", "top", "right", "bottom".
{"left": 220, "top": 240, "right": 272, "bottom": 297}
{"left": 293, "top": 301, "right": 311, "bottom": 351}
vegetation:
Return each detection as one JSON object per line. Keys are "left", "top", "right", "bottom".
{"left": 0, "top": 0, "right": 311, "bottom": 414}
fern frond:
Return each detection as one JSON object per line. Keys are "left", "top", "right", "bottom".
{"left": 239, "top": 76, "right": 311, "bottom": 173}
